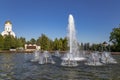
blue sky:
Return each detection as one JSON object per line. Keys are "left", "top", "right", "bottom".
{"left": 0, "top": 0, "right": 120, "bottom": 44}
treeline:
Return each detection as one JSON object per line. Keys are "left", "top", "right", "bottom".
{"left": 0, "top": 34, "right": 68, "bottom": 51}
{"left": 0, "top": 35, "right": 26, "bottom": 50}
{"left": 26, "top": 34, "right": 69, "bottom": 51}
{"left": 0, "top": 24, "right": 120, "bottom": 52}
{"left": 80, "top": 24, "right": 120, "bottom": 52}
{"left": 80, "top": 42, "right": 111, "bottom": 52}
{"left": 0, "top": 34, "right": 114, "bottom": 52}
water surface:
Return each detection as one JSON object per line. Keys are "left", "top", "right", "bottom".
{"left": 0, "top": 53, "right": 120, "bottom": 80}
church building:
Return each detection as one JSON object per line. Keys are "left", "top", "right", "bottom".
{"left": 1, "top": 20, "right": 16, "bottom": 37}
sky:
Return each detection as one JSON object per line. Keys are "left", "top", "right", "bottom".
{"left": 0, "top": 0, "right": 120, "bottom": 44}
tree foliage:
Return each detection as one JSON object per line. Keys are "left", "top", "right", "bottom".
{"left": 30, "top": 38, "right": 36, "bottom": 44}
{"left": 4, "top": 35, "right": 15, "bottom": 49}
{"left": 62, "top": 37, "right": 68, "bottom": 51}
{"left": 0, "top": 35, "right": 4, "bottom": 50}
{"left": 0, "top": 35, "right": 26, "bottom": 50}
{"left": 109, "top": 25, "right": 120, "bottom": 51}
{"left": 16, "top": 37, "right": 26, "bottom": 48}
{"left": 36, "top": 34, "right": 51, "bottom": 50}
{"left": 0, "top": 33, "right": 68, "bottom": 51}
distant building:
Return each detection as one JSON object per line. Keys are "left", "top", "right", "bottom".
{"left": 25, "top": 44, "right": 41, "bottom": 51}
{"left": 1, "top": 20, "right": 15, "bottom": 37}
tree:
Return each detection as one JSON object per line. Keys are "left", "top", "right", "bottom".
{"left": 10, "top": 36, "right": 16, "bottom": 48}
{"left": 16, "top": 37, "right": 24, "bottom": 48}
{"left": 0, "top": 35, "right": 4, "bottom": 50}
{"left": 36, "top": 34, "right": 51, "bottom": 50}
{"left": 62, "top": 37, "right": 68, "bottom": 51}
{"left": 4, "top": 35, "right": 16, "bottom": 50}
{"left": 17, "top": 37, "right": 26, "bottom": 47}
{"left": 80, "top": 43, "right": 84, "bottom": 50}
{"left": 30, "top": 38, "right": 36, "bottom": 44}
{"left": 58, "top": 38, "right": 63, "bottom": 50}
{"left": 53, "top": 37, "right": 68, "bottom": 51}
{"left": 53, "top": 38, "right": 59, "bottom": 50}
{"left": 109, "top": 25, "right": 120, "bottom": 51}
{"left": 49, "top": 39, "right": 53, "bottom": 51}
{"left": 83, "top": 43, "right": 90, "bottom": 50}
{"left": 90, "top": 43, "right": 100, "bottom": 51}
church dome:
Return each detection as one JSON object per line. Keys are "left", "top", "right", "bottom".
{"left": 5, "top": 20, "right": 12, "bottom": 24}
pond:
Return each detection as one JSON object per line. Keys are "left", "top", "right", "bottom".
{"left": 0, "top": 53, "right": 120, "bottom": 80}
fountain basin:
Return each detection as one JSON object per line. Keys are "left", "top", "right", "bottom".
{"left": 62, "top": 57, "right": 86, "bottom": 61}
{"left": 85, "top": 62, "right": 103, "bottom": 66}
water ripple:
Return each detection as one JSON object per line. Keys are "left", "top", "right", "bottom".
{"left": 0, "top": 53, "right": 120, "bottom": 80}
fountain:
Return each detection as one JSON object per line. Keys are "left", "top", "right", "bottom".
{"left": 61, "top": 14, "right": 86, "bottom": 67}
{"left": 38, "top": 51, "right": 55, "bottom": 64}
{"left": 85, "top": 51, "right": 103, "bottom": 66}
{"left": 54, "top": 50, "right": 61, "bottom": 57}
{"left": 101, "top": 51, "right": 117, "bottom": 64}
{"left": 85, "top": 51, "right": 117, "bottom": 66}
{"left": 31, "top": 50, "right": 40, "bottom": 62}
{"left": 61, "top": 53, "right": 78, "bottom": 67}
{"left": 31, "top": 50, "right": 55, "bottom": 64}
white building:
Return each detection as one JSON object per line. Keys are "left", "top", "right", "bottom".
{"left": 1, "top": 20, "right": 15, "bottom": 37}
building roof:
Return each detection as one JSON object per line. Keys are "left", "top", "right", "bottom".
{"left": 5, "top": 20, "right": 12, "bottom": 24}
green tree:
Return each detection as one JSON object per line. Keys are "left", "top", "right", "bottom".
{"left": 4, "top": 35, "right": 16, "bottom": 50}
{"left": 16, "top": 37, "right": 24, "bottom": 48}
{"left": 62, "top": 37, "right": 68, "bottom": 51}
{"left": 30, "top": 38, "right": 36, "bottom": 44}
{"left": 84, "top": 43, "right": 90, "bottom": 50}
{"left": 0, "top": 35, "right": 4, "bottom": 50}
{"left": 58, "top": 38, "right": 63, "bottom": 50}
{"left": 26, "top": 41, "right": 31, "bottom": 44}
{"left": 19, "top": 37, "right": 26, "bottom": 47}
{"left": 36, "top": 34, "right": 51, "bottom": 50}
{"left": 80, "top": 43, "right": 84, "bottom": 50}
{"left": 90, "top": 43, "right": 99, "bottom": 51}
{"left": 53, "top": 38, "right": 59, "bottom": 50}
{"left": 49, "top": 39, "right": 54, "bottom": 51}
{"left": 10, "top": 36, "right": 16, "bottom": 48}
{"left": 109, "top": 25, "right": 120, "bottom": 51}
